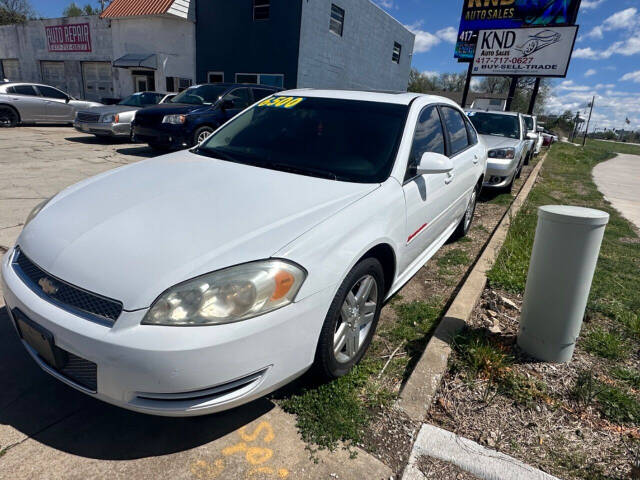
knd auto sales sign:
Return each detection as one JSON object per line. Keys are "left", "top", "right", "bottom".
{"left": 45, "top": 23, "right": 91, "bottom": 52}
{"left": 472, "top": 25, "right": 578, "bottom": 78}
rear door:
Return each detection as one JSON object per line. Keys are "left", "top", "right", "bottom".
{"left": 402, "top": 105, "right": 452, "bottom": 266}
{"left": 220, "top": 87, "right": 252, "bottom": 121}
{"left": 6, "top": 84, "right": 46, "bottom": 121}
{"left": 36, "top": 85, "right": 75, "bottom": 122}
{"left": 439, "top": 105, "right": 477, "bottom": 221}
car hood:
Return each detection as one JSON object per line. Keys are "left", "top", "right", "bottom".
{"left": 136, "top": 103, "right": 212, "bottom": 116}
{"left": 19, "top": 152, "right": 378, "bottom": 310}
{"left": 79, "top": 105, "right": 141, "bottom": 115}
{"left": 479, "top": 135, "right": 522, "bottom": 150}
{"left": 70, "top": 100, "right": 102, "bottom": 109}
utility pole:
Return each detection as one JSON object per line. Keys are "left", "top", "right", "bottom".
{"left": 505, "top": 76, "right": 518, "bottom": 111}
{"left": 582, "top": 96, "right": 595, "bottom": 147}
{"left": 460, "top": 62, "right": 473, "bottom": 109}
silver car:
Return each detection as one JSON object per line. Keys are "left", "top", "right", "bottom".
{"left": 0, "top": 82, "right": 101, "bottom": 127}
{"left": 466, "top": 110, "right": 533, "bottom": 192}
{"left": 74, "top": 92, "right": 172, "bottom": 139}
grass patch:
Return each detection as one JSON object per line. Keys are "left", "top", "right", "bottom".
{"left": 583, "top": 327, "right": 630, "bottom": 360}
{"left": 611, "top": 367, "right": 640, "bottom": 389}
{"left": 437, "top": 249, "right": 470, "bottom": 268}
{"left": 458, "top": 235, "right": 472, "bottom": 243}
{"left": 389, "top": 300, "right": 441, "bottom": 346}
{"left": 484, "top": 192, "right": 513, "bottom": 206}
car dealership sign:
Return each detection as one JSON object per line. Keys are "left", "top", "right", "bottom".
{"left": 45, "top": 23, "right": 92, "bottom": 52}
{"left": 472, "top": 26, "right": 578, "bottom": 77}
{"left": 455, "top": 0, "right": 582, "bottom": 61}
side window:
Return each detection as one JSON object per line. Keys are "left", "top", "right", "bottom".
{"left": 253, "top": 88, "right": 274, "bottom": 101}
{"left": 223, "top": 88, "right": 251, "bottom": 109}
{"left": 440, "top": 106, "right": 470, "bottom": 156}
{"left": 9, "top": 85, "right": 38, "bottom": 96}
{"left": 465, "top": 117, "right": 478, "bottom": 145}
{"left": 405, "top": 105, "right": 445, "bottom": 182}
{"left": 37, "top": 85, "right": 68, "bottom": 99}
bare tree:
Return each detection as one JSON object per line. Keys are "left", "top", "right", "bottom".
{"left": 0, "top": 0, "right": 36, "bottom": 24}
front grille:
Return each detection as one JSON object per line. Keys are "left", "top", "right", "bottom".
{"left": 134, "top": 112, "right": 164, "bottom": 126}
{"left": 12, "top": 248, "right": 123, "bottom": 325}
{"left": 76, "top": 112, "right": 100, "bottom": 123}
{"left": 59, "top": 350, "right": 97, "bottom": 391}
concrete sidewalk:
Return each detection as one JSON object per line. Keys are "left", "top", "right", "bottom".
{"left": 593, "top": 153, "right": 640, "bottom": 229}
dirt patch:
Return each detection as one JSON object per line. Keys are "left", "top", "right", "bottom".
{"left": 417, "top": 455, "right": 481, "bottom": 479}
{"left": 427, "top": 287, "right": 640, "bottom": 480}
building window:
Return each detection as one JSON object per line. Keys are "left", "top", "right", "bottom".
{"left": 329, "top": 4, "right": 345, "bottom": 36}
{"left": 392, "top": 42, "right": 402, "bottom": 63}
{"left": 1, "top": 59, "right": 20, "bottom": 81}
{"left": 207, "top": 71, "right": 224, "bottom": 83}
{"left": 253, "top": 0, "right": 269, "bottom": 20}
{"left": 166, "top": 77, "right": 193, "bottom": 92}
{"left": 235, "top": 73, "right": 284, "bottom": 88}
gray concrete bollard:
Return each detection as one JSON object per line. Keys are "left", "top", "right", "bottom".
{"left": 518, "top": 205, "right": 609, "bottom": 363}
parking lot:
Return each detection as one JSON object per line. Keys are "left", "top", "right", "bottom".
{"left": 0, "top": 126, "right": 392, "bottom": 480}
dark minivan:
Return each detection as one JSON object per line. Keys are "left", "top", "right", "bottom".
{"left": 133, "top": 83, "right": 280, "bottom": 150}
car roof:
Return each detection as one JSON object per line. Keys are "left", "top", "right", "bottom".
{"left": 192, "top": 82, "right": 280, "bottom": 90}
{"left": 467, "top": 109, "right": 521, "bottom": 117}
{"left": 275, "top": 89, "right": 450, "bottom": 106}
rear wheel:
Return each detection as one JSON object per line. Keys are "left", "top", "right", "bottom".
{"left": 453, "top": 183, "right": 478, "bottom": 239}
{"left": 315, "top": 258, "right": 384, "bottom": 379}
{"left": 0, "top": 106, "right": 19, "bottom": 127}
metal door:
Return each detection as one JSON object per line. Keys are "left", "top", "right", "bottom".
{"left": 1, "top": 59, "right": 20, "bottom": 81}
{"left": 41, "top": 61, "right": 67, "bottom": 91}
{"left": 82, "top": 62, "right": 113, "bottom": 101}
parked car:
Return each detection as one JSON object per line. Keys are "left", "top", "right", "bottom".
{"left": 522, "top": 114, "right": 538, "bottom": 164}
{"left": 0, "top": 82, "right": 101, "bottom": 127}
{"left": 74, "top": 92, "right": 172, "bottom": 139}
{"left": 2, "top": 90, "right": 487, "bottom": 416}
{"left": 467, "top": 109, "right": 530, "bottom": 191}
{"left": 133, "top": 83, "right": 280, "bottom": 150}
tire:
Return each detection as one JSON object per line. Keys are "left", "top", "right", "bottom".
{"left": 193, "top": 126, "right": 214, "bottom": 146}
{"left": 314, "top": 257, "right": 385, "bottom": 380}
{"left": 453, "top": 183, "right": 478, "bottom": 239}
{"left": 524, "top": 150, "right": 530, "bottom": 166}
{"left": 0, "top": 105, "right": 19, "bottom": 127}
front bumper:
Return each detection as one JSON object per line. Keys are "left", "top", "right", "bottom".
{"left": 74, "top": 120, "right": 131, "bottom": 137}
{"left": 132, "top": 124, "right": 190, "bottom": 148}
{"left": 1, "top": 247, "right": 332, "bottom": 416}
{"left": 483, "top": 158, "right": 519, "bottom": 188}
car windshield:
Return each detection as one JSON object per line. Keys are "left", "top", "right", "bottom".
{"left": 118, "top": 92, "right": 162, "bottom": 107}
{"left": 170, "top": 85, "right": 228, "bottom": 105}
{"left": 195, "top": 97, "right": 408, "bottom": 183}
{"left": 467, "top": 112, "right": 520, "bottom": 140}
{"left": 523, "top": 116, "right": 534, "bottom": 131}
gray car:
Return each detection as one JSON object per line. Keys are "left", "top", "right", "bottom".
{"left": 466, "top": 110, "right": 533, "bottom": 192}
{"left": 74, "top": 92, "right": 172, "bottom": 139}
{"left": 0, "top": 82, "right": 102, "bottom": 127}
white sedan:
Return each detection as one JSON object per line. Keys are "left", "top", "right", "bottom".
{"left": 1, "top": 90, "right": 487, "bottom": 416}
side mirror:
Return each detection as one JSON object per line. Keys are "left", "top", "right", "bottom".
{"left": 526, "top": 132, "right": 537, "bottom": 140}
{"left": 65, "top": 96, "right": 71, "bottom": 103}
{"left": 416, "top": 152, "right": 454, "bottom": 175}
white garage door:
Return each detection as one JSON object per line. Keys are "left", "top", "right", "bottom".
{"left": 1, "top": 59, "right": 20, "bottom": 81}
{"left": 82, "top": 62, "right": 113, "bottom": 101}
{"left": 41, "top": 61, "right": 67, "bottom": 92}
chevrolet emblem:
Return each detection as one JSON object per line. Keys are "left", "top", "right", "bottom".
{"left": 38, "top": 277, "right": 59, "bottom": 295}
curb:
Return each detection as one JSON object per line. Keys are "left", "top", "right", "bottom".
{"left": 396, "top": 153, "right": 547, "bottom": 422}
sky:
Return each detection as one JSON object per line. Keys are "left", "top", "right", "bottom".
{"left": 30, "top": 0, "right": 640, "bottom": 130}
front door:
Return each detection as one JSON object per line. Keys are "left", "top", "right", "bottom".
{"left": 220, "top": 87, "right": 252, "bottom": 120}
{"left": 37, "top": 85, "right": 75, "bottom": 122}
{"left": 401, "top": 105, "right": 453, "bottom": 271}
{"left": 134, "top": 76, "right": 148, "bottom": 92}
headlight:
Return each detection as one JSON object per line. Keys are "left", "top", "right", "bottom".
{"left": 488, "top": 148, "right": 516, "bottom": 159}
{"left": 24, "top": 196, "right": 54, "bottom": 227}
{"left": 142, "top": 260, "right": 306, "bottom": 326}
{"left": 162, "top": 114, "right": 186, "bottom": 124}
{"left": 101, "top": 114, "right": 115, "bottom": 123}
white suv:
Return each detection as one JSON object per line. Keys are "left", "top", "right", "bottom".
{"left": 2, "top": 90, "right": 487, "bottom": 416}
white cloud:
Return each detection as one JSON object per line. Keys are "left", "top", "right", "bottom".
{"left": 436, "top": 26, "right": 458, "bottom": 44}
{"left": 584, "top": 69, "right": 597, "bottom": 77}
{"left": 573, "top": 47, "right": 599, "bottom": 59}
{"left": 583, "top": 8, "right": 638, "bottom": 41}
{"left": 421, "top": 70, "right": 439, "bottom": 77}
{"left": 581, "top": 0, "right": 606, "bottom": 9}
{"left": 573, "top": 36, "right": 640, "bottom": 59}
{"left": 620, "top": 70, "right": 640, "bottom": 83}
{"left": 374, "top": 0, "right": 394, "bottom": 9}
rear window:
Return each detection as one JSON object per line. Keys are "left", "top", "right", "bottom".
{"left": 171, "top": 85, "right": 228, "bottom": 105}
{"left": 524, "top": 116, "right": 534, "bottom": 131}
{"left": 467, "top": 111, "right": 521, "bottom": 140}
{"left": 198, "top": 97, "right": 408, "bottom": 183}
{"left": 8, "top": 85, "right": 38, "bottom": 96}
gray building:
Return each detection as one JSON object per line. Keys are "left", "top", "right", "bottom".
{"left": 196, "top": 0, "right": 414, "bottom": 91}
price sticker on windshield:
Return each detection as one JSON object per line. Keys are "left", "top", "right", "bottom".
{"left": 258, "top": 96, "right": 305, "bottom": 109}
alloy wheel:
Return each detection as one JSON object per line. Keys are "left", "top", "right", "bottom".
{"left": 197, "top": 130, "right": 212, "bottom": 144}
{"left": 333, "top": 274, "right": 378, "bottom": 363}
{"left": 464, "top": 188, "right": 477, "bottom": 231}
{"left": 0, "top": 107, "right": 18, "bottom": 127}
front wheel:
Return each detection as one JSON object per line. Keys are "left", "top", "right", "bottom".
{"left": 314, "top": 258, "right": 384, "bottom": 379}
{"left": 193, "top": 126, "right": 214, "bottom": 146}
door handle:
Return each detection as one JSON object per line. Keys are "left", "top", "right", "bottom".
{"left": 445, "top": 172, "right": 454, "bottom": 184}
{"left": 472, "top": 154, "right": 479, "bottom": 164}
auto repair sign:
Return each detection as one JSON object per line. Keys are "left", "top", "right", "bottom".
{"left": 45, "top": 23, "right": 91, "bottom": 52}
{"left": 472, "top": 25, "right": 578, "bottom": 77}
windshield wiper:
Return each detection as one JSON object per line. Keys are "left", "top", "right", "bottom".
{"left": 260, "top": 162, "right": 340, "bottom": 181}
{"left": 192, "top": 146, "right": 241, "bottom": 163}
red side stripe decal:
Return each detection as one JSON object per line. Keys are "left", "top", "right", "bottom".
{"left": 407, "top": 223, "right": 428, "bottom": 243}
